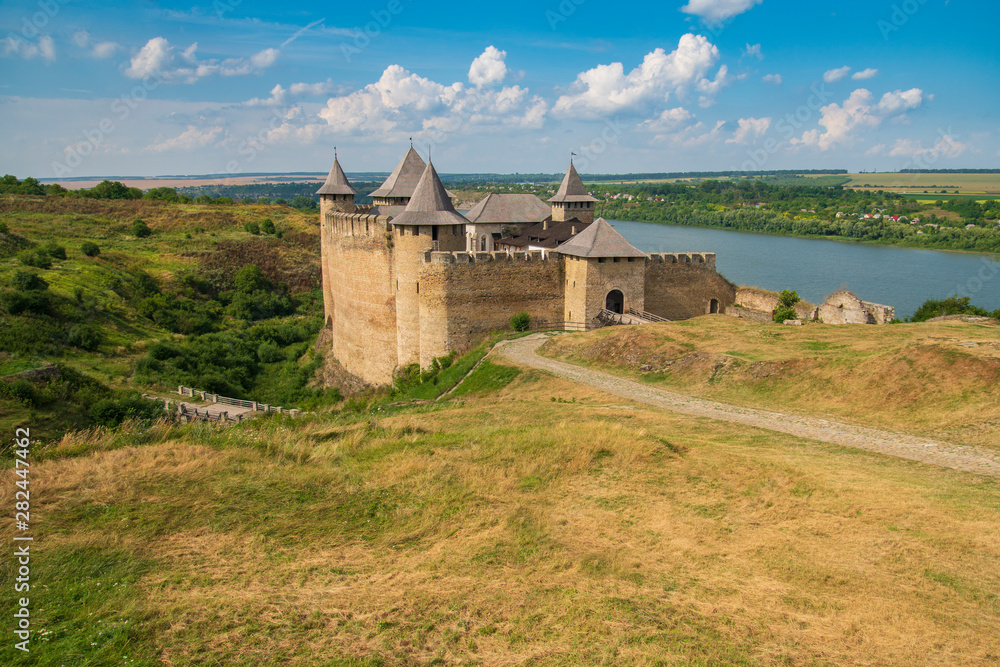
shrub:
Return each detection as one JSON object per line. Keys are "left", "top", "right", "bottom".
{"left": 260, "top": 218, "right": 276, "bottom": 234}
{"left": 257, "top": 340, "right": 284, "bottom": 363}
{"left": 0, "top": 222, "right": 8, "bottom": 234}
{"left": 42, "top": 241, "right": 67, "bottom": 260}
{"left": 17, "top": 248, "right": 51, "bottom": 269}
{"left": 67, "top": 324, "right": 102, "bottom": 351}
{"left": 89, "top": 393, "right": 165, "bottom": 428}
{"left": 1, "top": 290, "right": 50, "bottom": 315}
{"left": 80, "top": 241, "right": 101, "bottom": 257}
{"left": 132, "top": 219, "right": 152, "bottom": 238}
{"left": 244, "top": 220, "right": 260, "bottom": 235}
{"left": 12, "top": 270, "right": 48, "bottom": 291}
{"left": 773, "top": 305, "right": 797, "bottom": 323}
{"left": 233, "top": 265, "right": 271, "bottom": 293}
{"left": 910, "top": 296, "right": 989, "bottom": 323}
{"left": 7, "top": 379, "right": 36, "bottom": 405}
{"left": 510, "top": 311, "right": 531, "bottom": 332}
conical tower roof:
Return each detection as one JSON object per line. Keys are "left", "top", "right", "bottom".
{"left": 370, "top": 146, "right": 426, "bottom": 199}
{"left": 555, "top": 217, "right": 646, "bottom": 258}
{"left": 390, "top": 162, "right": 469, "bottom": 226}
{"left": 316, "top": 156, "right": 356, "bottom": 195}
{"left": 549, "top": 162, "right": 598, "bottom": 203}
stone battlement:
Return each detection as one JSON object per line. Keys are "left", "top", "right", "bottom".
{"left": 424, "top": 250, "right": 557, "bottom": 264}
{"left": 326, "top": 209, "right": 392, "bottom": 239}
{"left": 647, "top": 252, "right": 716, "bottom": 268}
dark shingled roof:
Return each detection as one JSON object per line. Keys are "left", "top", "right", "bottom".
{"left": 548, "top": 162, "right": 598, "bottom": 203}
{"left": 495, "top": 218, "right": 592, "bottom": 250}
{"left": 465, "top": 193, "right": 552, "bottom": 224}
{"left": 555, "top": 217, "right": 647, "bottom": 258}
{"left": 370, "top": 147, "right": 426, "bottom": 199}
{"left": 390, "top": 162, "right": 469, "bottom": 226}
{"left": 316, "top": 157, "right": 357, "bottom": 195}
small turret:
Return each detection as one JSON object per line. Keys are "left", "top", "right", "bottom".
{"left": 317, "top": 150, "right": 357, "bottom": 217}
{"left": 549, "top": 161, "right": 598, "bottom": 224}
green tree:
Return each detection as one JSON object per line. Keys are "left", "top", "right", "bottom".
{"left": 510, "top": 312, "right": 530, "bottom": 332}
{"left": 260, "top": 217, "right": 276, "bottom": 234}
{"left": 42, "top": 241, "right": 66, "bottom": 260}
{"left": 12, "top": 270, "right": 48, "bottom": 291}
{"left": 244, "top": 220, "right": 260, "bottom": 235}
{"left": 233, "top": 265, "right": 271, "bottom": 293}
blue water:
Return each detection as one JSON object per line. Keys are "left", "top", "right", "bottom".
{"left": 609, "top": 219, "right": 1000, "bottom": 319}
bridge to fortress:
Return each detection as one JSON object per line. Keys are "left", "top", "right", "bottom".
{"left": 317, "top": 147, "right": 736, "bottom": 385}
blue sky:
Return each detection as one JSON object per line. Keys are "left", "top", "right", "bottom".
{"left": 0, "top": 0, "right": 997, "bottom": 178}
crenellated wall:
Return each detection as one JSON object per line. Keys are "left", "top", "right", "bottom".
{"left": 644, "top": 252, "right": 736, "bottom": 320}
{"left": 417, "top": 250, "right": 565, "bottom": 365}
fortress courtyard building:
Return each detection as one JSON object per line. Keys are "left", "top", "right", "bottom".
{"left": 318, "top": 148, "right": 736, "bottom": 385}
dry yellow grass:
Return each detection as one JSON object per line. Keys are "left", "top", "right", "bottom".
{"left": 541, "top": 316, "right": 1000, "bottom": 450}
{"left": 3, "top": 359, "right": 1000, "bottom": 665}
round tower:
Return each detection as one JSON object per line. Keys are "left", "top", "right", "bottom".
{"left": 317, "top": 150, "right": 357, "bottom": 219}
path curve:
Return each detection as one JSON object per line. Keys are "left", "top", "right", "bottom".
{"left": 496, "top": 334, "right": 1000, "bottom": 478}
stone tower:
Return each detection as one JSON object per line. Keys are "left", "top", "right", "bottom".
{"left": 317, "top": 152, "right": 357, "bottom": 219}
{"left": 549, "top": 161, "right": 598, "bottom": 224}
{"left": 557, "top": 217, "right": 647, "bottom": 322}
{"left": 389, "top": 160, "right": 468, "bottom": 367}
{"left": 370, "top": 146, "right": 427, "bottom": 208}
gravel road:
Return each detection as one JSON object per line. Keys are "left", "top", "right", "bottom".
{"left": 496, "top": 334, "right": 1000, "bottom": 478}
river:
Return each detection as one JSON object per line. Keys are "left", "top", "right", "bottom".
{"left": 609, "top": 219, "right": 1000, "bottom": 319}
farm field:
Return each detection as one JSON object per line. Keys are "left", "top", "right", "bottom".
{"left": 844, "top": 173, "right": 1000, "bottom": 198}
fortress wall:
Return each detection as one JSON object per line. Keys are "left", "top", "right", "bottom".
{"left": 735, "top": 287, "right": 817, "bottom": 321}
{"left": 563, "top": 256, "right": 589, "bottom": 323}
{"left": 324, "top": 213, "right": 399, "bottom": 385}
{"left": 644, "top": 256, "right": 736, "bottom": 320}
{"left": 418, "top": 251, "right": 565, "bottom": 365}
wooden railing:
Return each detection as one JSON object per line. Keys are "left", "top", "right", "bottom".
{"left": 627, "top": 307, "right": 670, "bottom": 323}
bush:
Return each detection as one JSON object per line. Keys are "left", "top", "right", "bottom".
{"left": 132, "top": 219, "right": 152, "bottom": 238}
{"left": 510, "top": 311, "right": 531, "bottom": 332}
{"left": 1, "top": 290, "right": 50, "bottom": 315}
{"left": 910, "top": 296, "right": 989, "bottom": 323}
{"left": 233, "top": 265, "right": 271, "bottom": 293}
{"left": 80, "top": 241, "right": 101, "bottom": 257}
{"left": 17, "top": 248, "right": 51, "bottom": 269}
{"left": 0, "top": 222, "right": 8, "bottom": 234}
{"left": 67, "top": 324, "right": 102, "bottom": 351}
{"left": 12, "top": 270, "right": 48, "bottom": 291}
{"left": 260, "top": 218, "right": 275, "bottom": 234}
{"left": 244, "top": 220, "right": 260, "bottom": 235}
{"left": 773, "top": 305, "right": 797, "bottom": 323}
{"left": 89, "top": 393, "right": 165, "bottom": 428}
{"left": 257, "top": 340, "right": 284, "bottom": 363}
{"left": 42, "top": 241, "right": 66, "bottom": 260}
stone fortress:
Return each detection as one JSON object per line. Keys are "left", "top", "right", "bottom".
{"left": 318, "top": 147, "right": 736, "bottom": 385}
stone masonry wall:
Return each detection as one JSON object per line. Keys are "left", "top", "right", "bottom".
{"left": 418, "top": 251, "right": 565, "bottom": 365}
{"left": 643, "top": 253, "right": 736, "bottom": 320}
{"left": 583, "top": 256, "right": 646, "bottom": 320}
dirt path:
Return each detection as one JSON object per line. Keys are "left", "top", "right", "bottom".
{"left": 496, "top": 334, "right": 1000, "bottom": 478}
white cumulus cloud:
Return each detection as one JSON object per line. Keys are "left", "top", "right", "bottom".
{"left": 125, "top": 37, "right": 279, "bottom": 83}
{"left": 823, "top": 66, "right": 851, "bottom": 83}
{"left": 762, "top": 73, "right": 782, "bottom": 85}
{"left": 791, "top": 87, "right": 924, "bottom": 151}
{"left": 889, "top": 134, "right": 967, "bottom": 159}
{"left": 638, "top": 107, "right": 695, "bottom": 134}
{"left": 553, "top": 33, "right": 728, "bottom": 118}
{"left": 468, "top": 46, "right": 508, "bottom": 87}
{"left": 311, "top": 60, "right": 548, "bottom": 143}
{"left": 852, "top": 68, "right": 879, "bottom": 80}
{"left": 743, "top": 43, "right": 763, "bottom": 60}
{"left": 72, "top": 30, "right": 120, "bottom": 59}
{"left": 727, "top": 117, "right": 771, "bottom": 144}
{"left": 681, "top": 0, "right": 763, "bottom": 21}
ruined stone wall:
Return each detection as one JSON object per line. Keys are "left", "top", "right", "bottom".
{"left": 735, "top": 287, "right": 817, "bottom": 321}
{"left": 418, "top": 251, "right": 565, "bottom": 365}
{"left": 643, "top": 253, "right": 736, "bottom": 320}
{"left": 323, "top": 211, "right": 399, "bottom": 385}
{"left": 818, "top": 290, "right": 895, "bottom": 324}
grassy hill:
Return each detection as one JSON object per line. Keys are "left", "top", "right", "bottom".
{"left": 0, "top": 194, "right": 339, "bottom": 442}
{"left": 2, "top": 328, "right": 1000, "bottom": 665}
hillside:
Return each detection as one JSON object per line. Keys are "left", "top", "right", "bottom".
{"left": 2, "top": 338, "right": 999, "bottom": 665}
{"left": 0, "top": 194, "right": 339, "bottom": 441}
{"left": 540, "top": 316, "right": 1000, "bottom": 450}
